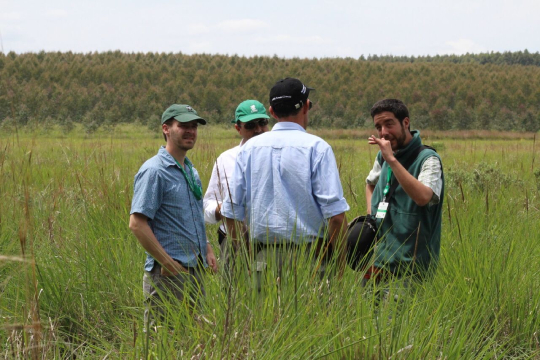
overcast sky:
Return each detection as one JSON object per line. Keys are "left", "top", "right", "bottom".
{"left": 1, "top": 0, "right": 539, "bottom": 58}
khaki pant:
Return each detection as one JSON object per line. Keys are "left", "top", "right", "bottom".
{"left": 142, "top": 262, "right": 205, "bottom": 330}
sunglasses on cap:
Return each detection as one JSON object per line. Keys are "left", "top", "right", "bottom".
{"left": 243, "top": 118, "right": 269, "bottom": 130}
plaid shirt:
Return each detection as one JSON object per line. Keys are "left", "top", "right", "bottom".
{"left": 131, "top": 146, "right": 207, "bottom": 271}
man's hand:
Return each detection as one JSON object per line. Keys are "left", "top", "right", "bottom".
{"left": 206, "top": 243, "right": 218, "bottom": 273}
{"left": 368, "top": 135, "right": 395, "bottom": 163}
{"left": 160, "top": 260, "right": 188, "bottom": 277}
{"left": 214, "top": 203, "right": 222, "bottom": 221}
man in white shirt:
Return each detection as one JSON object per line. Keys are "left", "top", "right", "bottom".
{"left": 203, "top": 100, "right": 270, "bottom": 262}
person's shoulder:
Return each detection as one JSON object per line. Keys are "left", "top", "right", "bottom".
{"left": 420, "top": 145, "right": 441, "bottom": 160}
{"left": 303, "top": 132, "right": 332, "bottom": 151}
{"left": 136, "top": 153, "right": 171, "bottom": 180}
{"left": 141, "top": 154, "right": 167, "bottom": 170}
{"left": 217, "top": 145, "right": 240, "bottom": 160}
{"left": 240, "top": 133, "right": 271, "bottom": 151}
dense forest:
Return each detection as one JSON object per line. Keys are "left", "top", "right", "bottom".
{"left": 0, "top": 50, "right": 539, "bottom": 132}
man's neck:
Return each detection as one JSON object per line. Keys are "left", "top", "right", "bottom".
{"left": 277, "top": 116, "right": 306, "bottom": 129}
{"left": 165, "top": 144, "right": 187, "bottom": 166}
{"left": 401, "top": 135, "right": 413, "bottom": 149}
{"left": 396, "top": 131, "right": 415, "bottom": 153}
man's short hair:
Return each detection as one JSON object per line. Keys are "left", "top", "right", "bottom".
{"left": 271, "top": 105, "right": 302, "bottom": 119}
{"left": 370, "top": 99, "right": 410, "bottom": 130}
{"left": 162, "top": 118, "right": 174, "bottom": 141}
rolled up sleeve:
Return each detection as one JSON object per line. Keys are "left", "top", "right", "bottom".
{"left": 130, "top": 168, "right": 162, "bottom": 220}
{"left": 366, "top": 158, "right": 381, "bottom": 185}
{"left": 418, "top": 156, "right": 443, "bottom": 205}
{"left": 312, "top": 147, "right": 350, "bottom": 219}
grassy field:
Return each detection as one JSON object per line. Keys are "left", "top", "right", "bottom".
{"left": 1, "top": 125, "right": 539, "bottom": 359}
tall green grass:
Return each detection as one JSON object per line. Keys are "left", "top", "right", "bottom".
{"left": 1, "top": 125, "right": 539, "bottom": 358}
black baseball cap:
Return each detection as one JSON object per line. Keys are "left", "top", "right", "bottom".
{"left": 269, "top": 78, "right": 314, "bottom": 112}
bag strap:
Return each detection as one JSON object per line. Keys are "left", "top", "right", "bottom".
{"left": 384, "top": 145, "right": 436, "bottom": 200}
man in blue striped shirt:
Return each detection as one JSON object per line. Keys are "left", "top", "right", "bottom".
{"left": 222, "top": 78, "right": 350, "bottom": 284}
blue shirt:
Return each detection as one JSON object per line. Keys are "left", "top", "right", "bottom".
{"left": 221, "top": 122, "right": 349, "bottom": 244}
{"left": 131, "top": 146, "right": 207, "bottom": 271}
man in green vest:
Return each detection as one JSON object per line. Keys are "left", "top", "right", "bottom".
{"left": 365, "top": 98, "right": 444, "bottom": 280}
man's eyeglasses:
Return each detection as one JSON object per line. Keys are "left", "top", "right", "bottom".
{"left": 243, "top": 118, "right": 269, "bottom": 130}
{"left": 308, "top": 99, "right": 313, "bottom": 110}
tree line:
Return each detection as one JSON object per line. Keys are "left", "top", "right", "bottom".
{"left": 0, "top": 50, "right": 539, "bottom": 132}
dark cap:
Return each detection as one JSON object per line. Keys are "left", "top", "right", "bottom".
{"left": 269, "top": 78, "right": 314, "bottom": 112}
{"left": 161, "top": 104, "right": 207, "bottom": 125}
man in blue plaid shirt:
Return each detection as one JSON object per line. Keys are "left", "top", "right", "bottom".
{"left": 129, "top": 104, "right": 217, "bottom": 327}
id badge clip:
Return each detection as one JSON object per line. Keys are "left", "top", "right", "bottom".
{"left": 376, "top": 201, "right": 389, "bottom": 219}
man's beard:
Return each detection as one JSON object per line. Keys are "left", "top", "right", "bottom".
{"left": 392, "top": 126, "right": 408, "bottom": 151}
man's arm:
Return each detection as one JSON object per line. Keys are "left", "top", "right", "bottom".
{"left": 221, "top": 149, "right": 248, "bottom": 249}
{"left": 206, "top": 242, "right": 218, "bottom": 273}
{"left": 368, "top": 135, "right": 433, "bottom": 206}
{"left": 327, "top": 212, "right": 348, "bottom": 277}
{"left": 224, "top": 216, "right": 245, "bottom": 253}
{"left": 203, "top": 161, "right": 223, "bottom": 224}
{"left": 366, "top": 184, "right": 375, "bottom": 214}
{"left": 129, "top": 213, "right": 187, "bottom": 276}
{"left": 365, "top": 158, "right": 381, "bottom": 214}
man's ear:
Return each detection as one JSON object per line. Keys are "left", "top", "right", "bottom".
{"left": 269, "top": 106, "right": 277, "bottom": 120}
{"left": 402, "top": 117, "right": 410, "bottom": 130}
{"left": 162, "top": 123, "right": 169, "bottom": 137}
{"left": 302, "top": 101, "right": 309, "bottom": 114}
{"left": 234, "top": 124, "right": 241, "bottom": 134}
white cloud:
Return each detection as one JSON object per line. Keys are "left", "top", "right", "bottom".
{"left": 216, "top": 19, "right": 268, "bottom": 33}
{"left": 45, "top": 9, "right": 68, "bottom": 18}
{"left": 441, "top": 39, "right": 487, "bottom": 55}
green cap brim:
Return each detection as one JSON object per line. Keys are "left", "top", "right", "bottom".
{"left": 231, "top": 113, "right": 270, "bottom": 124}
{"left": 173, "top": 113, "right": 207, "bottom": 125}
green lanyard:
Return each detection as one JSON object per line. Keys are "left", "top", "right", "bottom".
{"left": 174, "top": 159, "right": 203, "bottom": 200}
{"left": 382, "top": 167, "right": 393, "bottom": 201}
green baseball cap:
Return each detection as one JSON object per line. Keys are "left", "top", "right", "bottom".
{"left": 232, "top": 100, "right": 270, "bottom": 123}
{"left": 161, "top": 104, "right": 207, "bottom": 125}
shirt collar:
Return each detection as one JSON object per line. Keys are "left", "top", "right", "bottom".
{"left": 271, "top": 122, "right": 306, "bottom": 133}
{"left": 158, "top": 146, "right": 192, "bottom": 168}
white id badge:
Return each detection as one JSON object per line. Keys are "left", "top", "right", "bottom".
{"left": 375, "top": 202, "right": 389, "bottom": 219}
